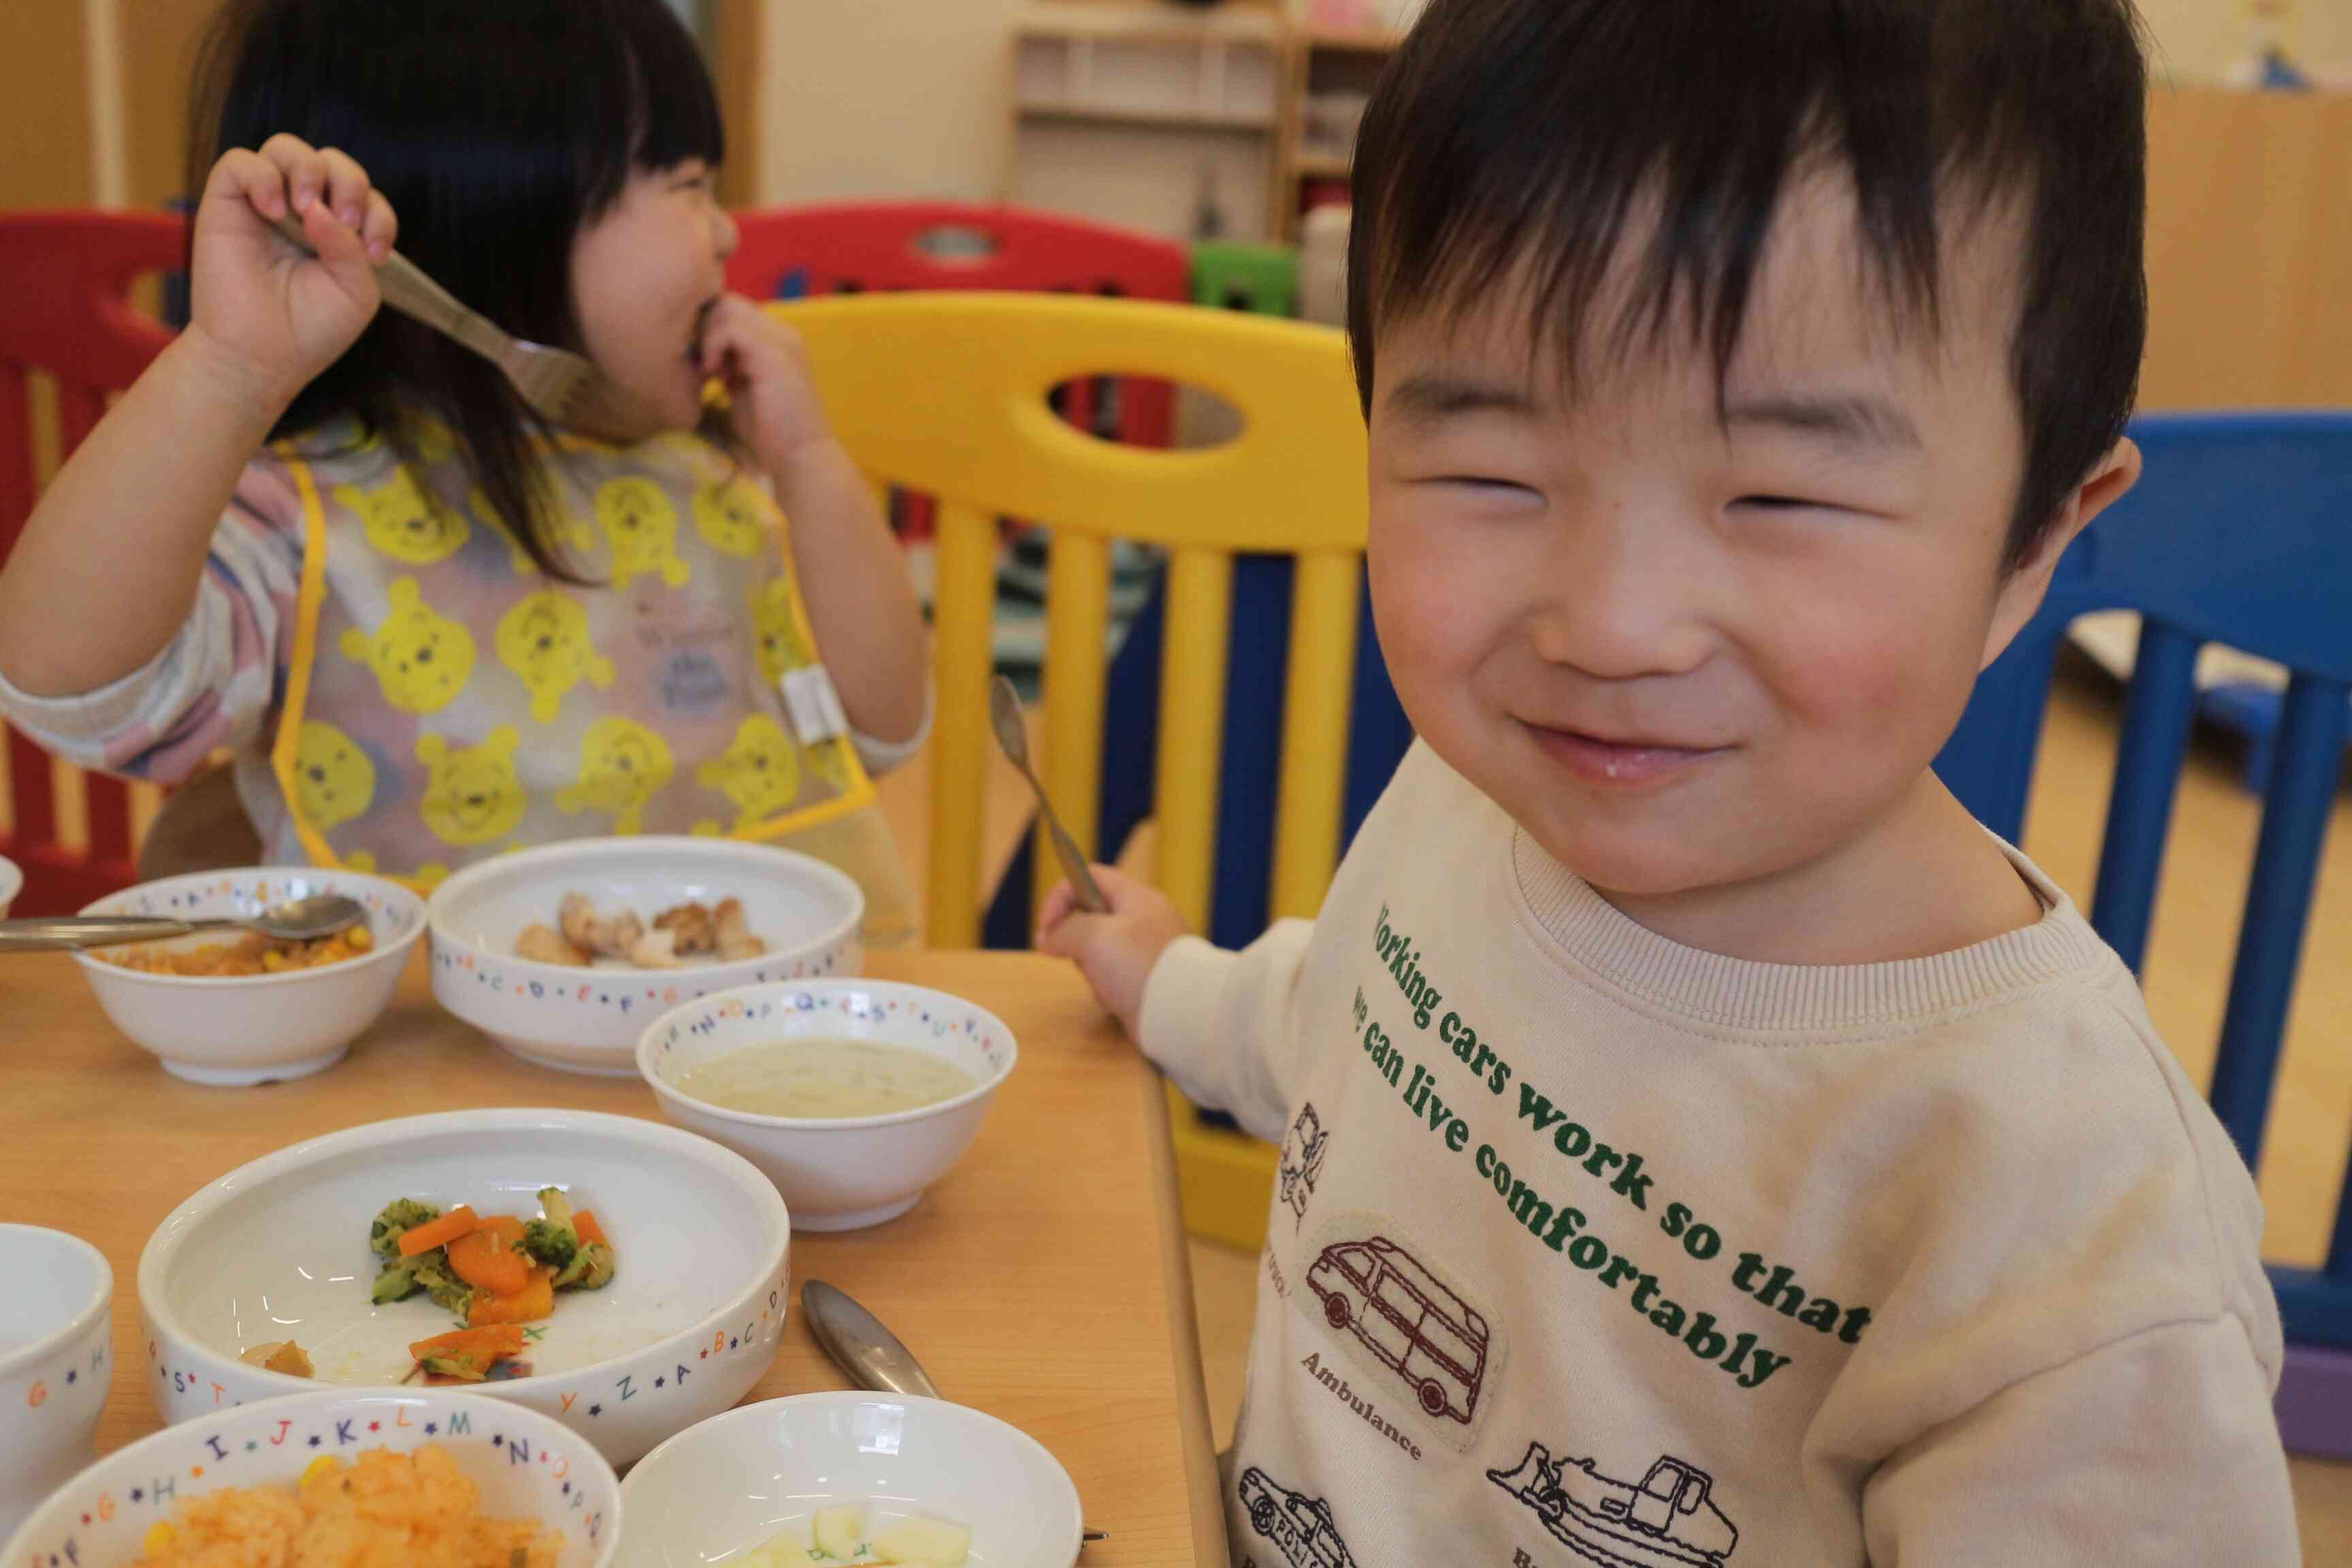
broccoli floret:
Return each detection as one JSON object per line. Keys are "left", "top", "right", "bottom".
{"left": 370, "top": 1257, "right": 425, "bottom": 1304}
{"left": 410, "top": 1257, "right": 475, "bottom": 1318}
{"left": 521, "top": 1219, "right": 578, "bottom": 1272}
{"left": 553, "top": 1240, "right": 615, "bottom": 1292}
{"left": 368, "top": 1198, "right": 442, "bottom": 1260}
{"left": 536, "top": 1186, "right": 575, "bottom": 1228}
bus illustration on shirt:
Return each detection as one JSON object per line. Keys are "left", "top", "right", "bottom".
{"left": 1488, "top": 1440, "right": 1740, "bottom": 1567}
{"left": 1238, "top": 1467, "right": 1357, "bottom": 1568}
{"left": 1303, "top": 1235, "right": 1489, "bottom": 1424}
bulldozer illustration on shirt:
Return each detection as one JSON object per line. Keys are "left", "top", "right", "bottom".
{"left": 1489, "top": 1441, "right": 1739, "bottom": 1567}
{"left": 1238, "top": 1467, "right": 1357, "bottom": 1568}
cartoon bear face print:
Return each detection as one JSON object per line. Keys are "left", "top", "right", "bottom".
{"left": 556, "top": 716, "right": 676, "bottom": 835}
{"left": 495, "top": 589, "right": 617, "bottom": 723}
{"left": 749, "top": 576, "right": 811, "bottom": 691}
{"left": 338, "top": 576, "right": 476, "bottom": 715}
{"left": 336, "top": 468, "right": 472, "bottom": 566}
{"left": 595, "top": 476, "right": 691, "bottom": 589}
{"left": 695, "top": 713, "right": 803, "bottom": 830}
{"left": 691, "top": 475, "right": 772, "bottom": 559}
{"left": 416, "top": 726, "right": 527, "bottom": 847}
{"left": 293, "top": 720, "right": 377, "bottom": 832}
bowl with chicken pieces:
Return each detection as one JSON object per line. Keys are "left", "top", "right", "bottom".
{"left": 427, "top": 838, "right": 863, "bottom": 1075}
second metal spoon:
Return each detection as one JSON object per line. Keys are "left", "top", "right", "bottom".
{"left": 801, "top": 1279, "right": 1109, "bottom": 1546}
{"left": 0, "top": 893, "right": 368, "bottom": 954}
{"left": 988, "top": 676, "right": 1111, "bottom": 915}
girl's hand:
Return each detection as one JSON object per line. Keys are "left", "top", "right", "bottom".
{"left": 1037, "top": 866, "right": 1189, "bottom": 1039}
{"left": 186, "top": 135, "right": 397, "bottom": 407}
{"left": 698, "top": 294, "right": 838, "bottom": 472}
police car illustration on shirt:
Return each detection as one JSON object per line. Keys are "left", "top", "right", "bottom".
{"left": 1239, "top": 1467, "right": 1357, "bottom": 1568}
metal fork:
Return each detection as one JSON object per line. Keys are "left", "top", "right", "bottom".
{"left": 271, "top": 215, "right": 639, "bottom": 436}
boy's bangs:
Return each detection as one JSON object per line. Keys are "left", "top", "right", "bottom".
{"left": 1350, "top": 3, "right": 1955, "bottom": 406}
{"left": 576, "top": 0, "right": 727, "bottom": 214}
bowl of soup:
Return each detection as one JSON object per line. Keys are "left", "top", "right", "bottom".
{"left": 636, "top": 981, "right": 1016, "bottom": 1231}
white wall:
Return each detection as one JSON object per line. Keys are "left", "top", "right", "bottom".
{"left": 755, "top": 0, "right": 1019, "bottom": 206}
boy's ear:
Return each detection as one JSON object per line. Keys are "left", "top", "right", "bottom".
{"left": 1980, "top": 437, "right": 2142, "bottom": 670}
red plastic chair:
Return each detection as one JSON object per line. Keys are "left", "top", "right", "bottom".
{"left": 726, "top": 204, "right": 1192, "bottom": 521}
{"left": 0, "top": 210, "right": 186, "bottom": 915}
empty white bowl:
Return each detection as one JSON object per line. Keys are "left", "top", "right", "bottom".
{"left": 617, "top": 1392, "right": 1083, "bottom": 1568}
{"left": 138, "top": 1108, "right": 792, "bottom": 1467}
{"left": 0, "top": 853, "right": 20, "bottom": 917}
{"left": 638, "top": 980, "right": 1016, "bottom": 1231}
{"left": 0, "top": 1226, "right": 112, "bottom": 1544}
{"left": 2, "top": 1387, "right": 621, "bottom": 1568}
{"left": 72, "top": 867, "right": 426, "bottom": 1085}
{"left": 429, "top": 836, "right": 864, "bottom": 1075}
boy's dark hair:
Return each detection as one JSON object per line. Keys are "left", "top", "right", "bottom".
{"left": 191, "top": 0, "right": 724, "bottom": 580}
{"left": 1346, "top": 0, "right": 2148, "bottom": 566}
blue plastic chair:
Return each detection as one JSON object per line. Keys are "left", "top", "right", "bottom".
{"left": 1936, "top": 409, "right": 2352, "bottom": 1454}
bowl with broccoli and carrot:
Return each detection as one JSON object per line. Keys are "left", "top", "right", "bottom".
{"left": 137, "top": 1107, "right": 791, "bottom": 1466}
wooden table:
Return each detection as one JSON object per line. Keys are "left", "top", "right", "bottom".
{"left": 0, "top": 949, "right": 1229, "bottom": 1568}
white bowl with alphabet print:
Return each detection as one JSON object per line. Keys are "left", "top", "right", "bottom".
{"left": 1, "top": 1388, "right": 620, "bottom": 1568}
{"left": 137, "top": 1109, "right": 792, "bottom": 1468}
{"left": 638, "top": 981, "right": 1017, "bottom": 1231}
{"left": 429, "top": 836, "right": 864, "bottom": 1075}
{"left": 0, "top": 1226, "right": 112, "bottom": 1545}
{"left": 73, "top": 867, "right": 426, "bottom": 1085}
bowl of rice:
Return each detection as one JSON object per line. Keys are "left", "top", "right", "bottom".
{"left": 0, "top": 1386, "right": 619, "bottom": 1567}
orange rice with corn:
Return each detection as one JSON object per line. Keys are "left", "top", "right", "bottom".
{"left": 132, "top": 1444, "right": 561, "bottom": 1568}
{"left": 99, "top": 924, "right": 374, "bottom": 977}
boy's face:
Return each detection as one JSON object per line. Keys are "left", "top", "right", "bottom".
{"left": 1367, "top": 175, "right": 2129, "bottom": 900}
{"left": 570, "top": 159, "right": 740, "bottom": 438}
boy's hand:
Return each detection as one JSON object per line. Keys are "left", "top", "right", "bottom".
{"left": 1037, "top": 866, "right": 1188, "bottom": 1039}
{"left": 186, "top": 135, "right": 396, "bottom": 408}
{"left": 698, "top": 295, "right": 838, "bottom": 474}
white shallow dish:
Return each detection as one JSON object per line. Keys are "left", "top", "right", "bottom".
{"left": 71, "top": 867, "right": 426, "bottom": 1085}
{"left": 138, "top": 1109, "right": 792, "bottom": 1467}
{"left": 638, "top": 981, "right": 1016, "bottom": 1232}
{"left": 617, "top": 1392, "right": 1083, "bottom": 1568}
{"left": 0, "top": 853, "right": 20, "bottom": 917}
{"left": 430, "top": 836, "right": 864, "bottom": 1075}
{"left": 1, "top": 1388, "right": 621, "bottom": 1568}
{"left": 0, "top": 1226, "right": 112, "bottom": 1544}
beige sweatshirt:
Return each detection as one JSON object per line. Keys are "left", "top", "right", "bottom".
{"left": 1141, "top": 741, "right": 2297, "bottom": 1567}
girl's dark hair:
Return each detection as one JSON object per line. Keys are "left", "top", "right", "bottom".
{"left": 191, "top": 0, "right": 724, "bottom": 579}
{"left": 1347, "top": 0, "right": 2149, "bottom": 568}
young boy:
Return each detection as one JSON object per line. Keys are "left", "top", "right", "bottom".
{"left": 1040, "top": 0, "right": 2302, "bottom": 1561}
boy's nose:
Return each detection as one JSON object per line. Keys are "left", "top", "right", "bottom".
{"left": 1524, "top": 509, "right": 1713, "bottom": 680}
{"left": 712, "top": 205, "right": 741, "bottom": 264}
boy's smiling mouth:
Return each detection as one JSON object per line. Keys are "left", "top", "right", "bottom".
{"left": 1518, "top": 719, "right": 1728, "bottom": 785}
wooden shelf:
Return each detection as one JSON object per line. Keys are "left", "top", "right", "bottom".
{"left": 1018, "top": 101, "right": 1278, "bottom": 132}
{"left": 1292, "top": 152, "right": 1352, "bottom": 179}
{"left": 1305, "top": 24, "right": 1405, "bottom": 52}
{"left": 1014, "top": 4, "right": 1286, "bottom": 45}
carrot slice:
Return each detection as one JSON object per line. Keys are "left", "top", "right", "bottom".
{"left": 396, "top": 1205, "right": 480, "bottom": 1257}
{"left": 468, "top": 1267, "right": 555, "bottom": 1327}
{"left": 573, "top": 1210, "right": 608, "bottom": 1247}
{"left": 409, "top": 1324, "right": 526, "bottom": 1362}
{"left": 478, "top": 1215, "right": 527, "bottom": 1247}
{"left": 446, "top": 1228, "right": 532, "bottom": 1296}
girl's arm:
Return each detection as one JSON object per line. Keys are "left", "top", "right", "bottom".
{"left": 698, "top": 297, "right": 928, "bottom": 745}
{"left": 0, "top": 136, "right": 393, "bottom": 698}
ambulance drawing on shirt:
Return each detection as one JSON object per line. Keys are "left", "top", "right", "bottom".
{"left": 1489, "top": 1440, "right": 1739, "bottom": 1567}
{"left": 1238, "top": 1467, "right": 1357, "bottom": 1568}
{"left": 1304, "top": 1235, "right": 1488, "bottom": 1424}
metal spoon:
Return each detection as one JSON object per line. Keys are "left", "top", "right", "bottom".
{"left": 0, "top": 893, "right": 368, "bottom": 954}
{"left": 801, "top": 1279, "right": 1109, "bottom": 1547}
{"left": 988, "top": 676, "right": 1111, "bottom": 915}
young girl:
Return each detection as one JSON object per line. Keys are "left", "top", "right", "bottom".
{"left": 0, "top": 0, "right": 928, "bottom": 941}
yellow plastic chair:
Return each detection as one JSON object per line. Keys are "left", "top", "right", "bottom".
{"left": 773, "top": 293, "right": 1371, "bottom": 1251}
